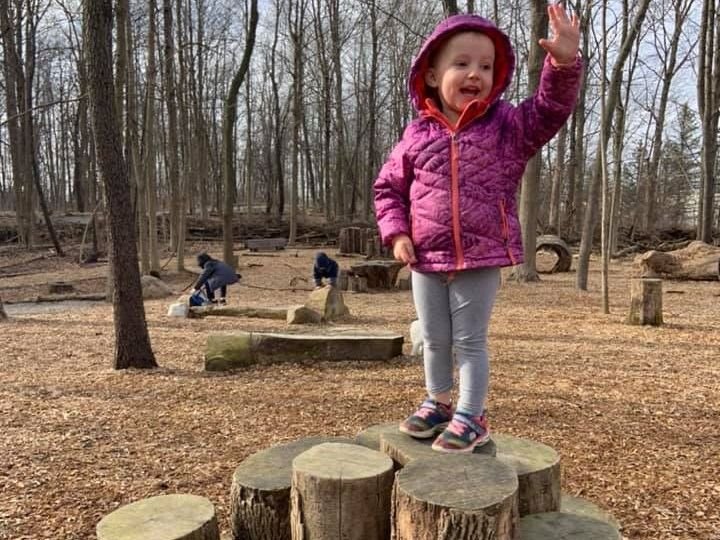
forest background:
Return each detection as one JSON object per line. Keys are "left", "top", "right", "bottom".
{"left": 0, "top": 0, "right": 718, "bottom": 275}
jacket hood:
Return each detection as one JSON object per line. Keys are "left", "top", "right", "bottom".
{"left": 197, "top": 252, "right": 212, "bottom": 267}
{"left": 315, "top": 252, "right": 330, "bottom": 266}
{"left": 408, "top": 14, "right": 515, "bottom": 114}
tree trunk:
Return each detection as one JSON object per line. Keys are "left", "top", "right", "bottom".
{"left": 697, "top": 0, "right": 719, "bottom": 242}
{"left": 512, "top": 0, "right": 547, "bottom": 282}
{"left": 222, "top": 0, "right": 259, "bottom": 267}
{"left": 163, "top": 0, "right": 180, "bottom": 256}
{"left": 144, "top": 0, "right": 160, "bottom": 273}
{"left": 576, "top": 0, "right": 651, "bottom": 291}
{"left": 84, "top": 0, "right": 157, "bottom": 370}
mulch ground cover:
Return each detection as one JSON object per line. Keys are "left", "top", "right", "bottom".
{"left": 0, "top": 243, "right": 718, "bottom": 539}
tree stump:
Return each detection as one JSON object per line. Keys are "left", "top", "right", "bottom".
{"left": 348, "top": 275, "right": 368, "bottom": 293}
{"left": 229, "top": 436, "right": 352, "bottom": 540}
{"left": 519, "top": 512, "right": 621, "bottom": 539}
{"left": 380, "top": 429, "right": 496, "bottom": 467}
{"left": 290, "top": 442, "right": 394, "bottom": 540}
{"left": 560, "top": 495, "right": 620, "bottom": 531}
{"left": 96, "top": 494, "right": 219, "bottom": 540}
{"left": 338, "top": 269, "right": 349, "bottom": 291}
{"left": 354, "top": 422, "right": 400, "bottom": 451}
{"left": 395, "top": 266, "right": 412, "bottom": 290}
{"left": 627, "top": 278, "right": 663, "bottom": 326}
{"left": 494, "top": 434, "right": 561, "bottom": 516}
{"left": 392, "top": 454, "right": 518, "bottom": 540}
{"left": 0, "top": 297, "right": 7, "bottom": 321}
{"left": 47, "top": 281, "right": 75, "bottom": 294}
{"left": 350, "top": 261, "right": 405, "bottom": 289}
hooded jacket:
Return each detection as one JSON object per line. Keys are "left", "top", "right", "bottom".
{"left": 313, "top": 252, "right": 339, "bottom": 286}
{"left": 195, "top": 253, "right": 239, "bottom": 291}
{"left": 374, "top": 15, "right": 583, "bottom": 272}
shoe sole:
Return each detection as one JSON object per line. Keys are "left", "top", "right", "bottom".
{"left": 399, "top": 421, "right": 449, "bottom": 439}
{"left": 431, "top": 432, "right": 491, "bottom": 453}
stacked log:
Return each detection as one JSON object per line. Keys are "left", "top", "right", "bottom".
{"left": 337, "top": 226, "right": 390, "bottom": 258}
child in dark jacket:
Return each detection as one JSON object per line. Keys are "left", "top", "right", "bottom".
{"left": 374, "top": 6, "right": 582, "bottom": 453}
{"left": 192, "top": 253, "right": 239, "bottom": 305}
{"left": 313, "top": 252, "right": 339, "bottom": 289}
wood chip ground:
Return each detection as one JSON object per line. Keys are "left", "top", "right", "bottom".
{"left": 0, "top": 244, "right": 718, "bottom": 540}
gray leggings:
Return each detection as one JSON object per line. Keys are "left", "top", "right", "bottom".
{"left": 411, "top": 267, "right": 500, "bottom": 415}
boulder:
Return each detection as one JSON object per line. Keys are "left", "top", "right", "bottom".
{"left": 305, "top": 286, "right": 349, "bottom": 321}
{"left": 287, "top": 305, "right": 323, "bottom": 324}
{"left": 141, "top": 275, "right": 174, "bottom": 299}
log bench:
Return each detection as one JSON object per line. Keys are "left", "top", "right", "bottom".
{"left": 204, "top": 329, "right": 404, "bottom": 371}
{"left": 245, "top": 237, "right": 288, "bottom": 252}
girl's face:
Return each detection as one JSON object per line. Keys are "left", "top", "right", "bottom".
{"left": 424, "top": 32, "right": 495, "bottom": 124}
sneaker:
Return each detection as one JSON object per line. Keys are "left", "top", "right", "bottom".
{"left": 399, "top": 398, "right": 453, "bottom": 439}
{"left": 431, "top": 410, "right": 490, "bottom": 453}
{"left": 218, "top": 298, "right": 227, "bottom": 305}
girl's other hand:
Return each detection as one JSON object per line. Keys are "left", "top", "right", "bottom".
{"left": 539, "top": 2, "right": 580, "bottom": 66}
{"left": 392, "top": 234, "right": 417, "bottom": 265}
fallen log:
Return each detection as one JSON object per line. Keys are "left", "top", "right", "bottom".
{"left": 635, "top": 241, "right": 720, "bottom": 281}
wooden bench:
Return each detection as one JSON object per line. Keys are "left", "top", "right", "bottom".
{"left": 245, "top": 237, "right": 288, "bottom": 251}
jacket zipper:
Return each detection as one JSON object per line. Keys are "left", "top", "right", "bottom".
{"left": 499, "top": 198, "right": 517, "bottom": 265}
{"left": 450, "top": 133, "right": 464, "bottom": 270}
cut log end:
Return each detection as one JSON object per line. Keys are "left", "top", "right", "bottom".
{"left": 96, "top": 494, "right": 219, "bottom": 540}
{"left": 393, "top": 454, "right": 519, "bottom": 540}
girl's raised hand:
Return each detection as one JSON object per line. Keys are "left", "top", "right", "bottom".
{"left": 538, "top": 3, "right": 580, "bottom": 66}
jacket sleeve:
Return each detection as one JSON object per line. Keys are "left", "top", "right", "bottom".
{"left": 373, "top": 129, "right": 415, "bottom": 247}
{"left": 194, "top": 265, "right": 213, "bottom": 289}
{"left": 506, "top": 54, "right": 583, "bottom": 162}
{"left": 312, "top": 264, "right": 322, "bottom": 286}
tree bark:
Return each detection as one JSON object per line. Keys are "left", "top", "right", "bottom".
{"left": 222, "top": 0, "right": 259, "bottom": 267}
{"left": 576, "top": 0, "right": 652, "bottom": 291}
{"left": 512, "top": 0, "right": 548, "bottom": 282}
{"left": 84, "top": 0, "right": 157, "bottom": 370}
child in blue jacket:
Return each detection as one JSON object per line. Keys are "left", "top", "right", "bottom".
{"left": 313, "top": 252, "right": 339, "bottom": 289}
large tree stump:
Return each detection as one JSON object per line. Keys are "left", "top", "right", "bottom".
{"left": 229, "top": 436, "right": 352, "bottom": 540}
{"left": 290, "top": 442, "right": 394, "bottom": 540}
{"left": 519, "top": 512, "right": 621, "bottom": 539}
{"left": 494, "top": 434, "right": 561, "bottom": 516}
{"left": 635, "top": 241, "right": 720, "bottom": 281}
{"left": 627, "top": 278, "right": 663, "bottom": 326}
{"left": 392, "top": 454, "right": 518, "bottom": 540}
{"left": 96, "top": 494, "right": 219, "bottom": 540}
{"left": 380, "top": 429, "right": 496, "bottom": 466}
{"left": 348, "top": 275, "right": 368, "bottom": 293}
{"left": 205, "top": 329, "right": 404, "bottom": 371}
{"left": 350, "top": 261, "right": 405, "bottom": 289}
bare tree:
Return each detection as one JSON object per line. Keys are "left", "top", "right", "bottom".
{"left": 512, "top": 0, "right": 548, "bottom": 282}
{"left": 84, "top": 0, "right": 157, "bottom": 369}
{"left": 696, "top": 0, "right": 719, "bottom": 241}
{"left": 576, "top": 0, "right": 651, "bottom": 291}
{"left": 222, "top": 0, "right": 258, "bottom": 266}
